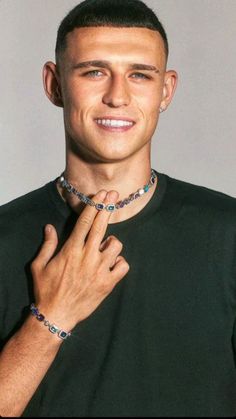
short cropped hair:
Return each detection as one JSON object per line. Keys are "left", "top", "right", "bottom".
{"left": 55, "top": 0, "right": 169, "bottom": 64}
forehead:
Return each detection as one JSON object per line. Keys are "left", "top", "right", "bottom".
{"left": 64, "top": 26, "right": 166, "bottom": 67}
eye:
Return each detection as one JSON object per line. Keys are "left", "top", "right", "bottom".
{"left": 83, "top": 70, "right": 104, "bottom": 78}
{"left": 130, "top": 73, "right": 150, "bottom": 80}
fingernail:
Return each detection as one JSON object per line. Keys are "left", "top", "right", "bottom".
{"left": 45, "top": 225, "right": 51, "bottom": 234}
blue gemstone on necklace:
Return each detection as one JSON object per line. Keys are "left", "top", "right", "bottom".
{"left": 96, "top": 203, "right": 106, "bottom": 211}
{"left": 31, "top": 307, "right": 38, "bottom": 316}
{"left": 106, "top": 204, "right": 116, "bottom": 212}
{"left": 37, "top": 314, "right": 45, "bottom": 322}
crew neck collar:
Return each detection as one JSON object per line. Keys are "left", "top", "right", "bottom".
{"left": 46, "top": 170, "right": 167, "bottom": 229}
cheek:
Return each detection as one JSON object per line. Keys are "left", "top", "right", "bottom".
{"left": 63, "top": 79, "right": 91, "bottom": 110}
{"left": 137, "top": 97, "right": 159, "bottom": 126}
{"left": 69, "top": 82, "right": 102, "bottom": 108}
{"left": 134, "top": 84, "right": 162, "bottom": 119}
{"left": 149, "top": 106, "right": 160, "bottom": 121}
{"left": 63, "top": 92, "right": 91, "bottom": 125}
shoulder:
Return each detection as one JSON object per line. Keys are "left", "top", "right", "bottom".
{"left": 166, "top": 174, "right": 236, "bottom": 209}
{"left": 0, "top": 181, "right": 55, "bottom": 233}
{"left": 162, "top": 174, "right": 236, "bottom": 227}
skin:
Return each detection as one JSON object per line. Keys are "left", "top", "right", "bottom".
{"left": 0, "top": 26, "right": 177, "bottom": 416}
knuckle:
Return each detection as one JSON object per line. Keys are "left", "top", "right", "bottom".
{"left": 65, "top": 246, "right": 77, "bottom": 259}
{"left": 31, "top": 259, "right": 40, "bottom": 274}
{"left": 98, "top": 280, "right": 111, "bottom": 295}
{"left": 45, "top": 237, "right": 54, "bottom": 245}
{"left": 79, "top": 215, "right": 92, "bottom": 228}
{"left": 92, "top": 224, "right": 103, "bottom": 235}
{"left": 109, "top": 236, "right": 123, "bottom": 252}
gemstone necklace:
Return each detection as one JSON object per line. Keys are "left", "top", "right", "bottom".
{"left": 59, "top": 169, "right": 157, "bottom": 212}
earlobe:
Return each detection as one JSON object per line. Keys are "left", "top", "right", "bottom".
{"left": 42, "top": 61, "right": 63, "bottom": 108}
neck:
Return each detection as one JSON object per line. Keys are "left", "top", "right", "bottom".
{"left": 57, "top": 155, "right": 157, "bottom": 224}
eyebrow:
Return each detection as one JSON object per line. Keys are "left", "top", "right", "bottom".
{"left": 71, "top": 60, "right": 160, "bottom": 73}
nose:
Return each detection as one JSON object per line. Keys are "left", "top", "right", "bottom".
{"left": 102, "top": 76, "right": 131, "bottom": 108}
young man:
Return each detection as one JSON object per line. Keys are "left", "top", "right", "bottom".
{"left": 0, "top": 0, "right": 236, "bottom": 416}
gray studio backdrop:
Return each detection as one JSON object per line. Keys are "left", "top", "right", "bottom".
{"left": 0, "top": 0, "right": 236, "bottom": 205}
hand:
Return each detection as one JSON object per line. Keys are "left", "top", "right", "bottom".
{"left": 31, "top": 190, "right": 130, "bottom": 331}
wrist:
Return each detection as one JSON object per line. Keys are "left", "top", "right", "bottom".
{"left": 29, "top": 304, "right": 72, "bottom": 341}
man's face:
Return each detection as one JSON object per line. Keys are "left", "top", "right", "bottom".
{"left": 57, "top": 26, "right": 170, "bottom": 163}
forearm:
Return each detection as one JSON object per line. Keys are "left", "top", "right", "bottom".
{"left": 0, "top": 316, "right": 62, "bottom": 417}
{"left": 0, "top": 192, "right": 128, "bottom": 417}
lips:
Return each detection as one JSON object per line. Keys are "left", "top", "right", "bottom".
{"left": 94, "top": 116, "right": 135, "bottom": 131}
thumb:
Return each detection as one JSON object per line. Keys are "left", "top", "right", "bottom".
{"left": 36, "top": 224, "right": 58, "bottom": 268}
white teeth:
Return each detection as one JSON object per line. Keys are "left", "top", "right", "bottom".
{"left": 96, "top": 119, "right": 134, "bottom": 127}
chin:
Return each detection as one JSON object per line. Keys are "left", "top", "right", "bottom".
{"left": 91, "top": 154, "right": 131, "bottom": 164}
{"left": 68, "top": 134, "right": 143, "bottom": 163}
{"left": 88, "top": 148, "right": 135, "bottom": 164}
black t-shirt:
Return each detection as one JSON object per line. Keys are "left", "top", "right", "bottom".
{"left": 1, "top": 172, "right": 236, "bottom": 417}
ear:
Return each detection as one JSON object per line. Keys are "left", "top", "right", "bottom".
{"left": 160, "top": 70, "right": 178, "bottom": 112}
{"left": 42, "top": 61, "right": 63, "bottom": 108}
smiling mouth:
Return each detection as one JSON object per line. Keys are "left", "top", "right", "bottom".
{"left": 94, "top": 118, "right": 135, "bottom": 131}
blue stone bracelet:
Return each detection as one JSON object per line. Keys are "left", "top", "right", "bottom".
{"left": 30, "top": 304, "right": 71, "bottom": 340}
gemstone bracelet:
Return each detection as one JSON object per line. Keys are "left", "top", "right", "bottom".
{"left": 30, "top": 304, "right": 71, "bottom": 340}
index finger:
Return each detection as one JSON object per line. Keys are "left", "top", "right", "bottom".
{"left": 85, "top": 190, "right": 119, "bottom": 250}
{"left": 66, "top": 189, "right": 108, "bottom": 247}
